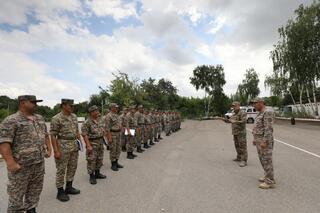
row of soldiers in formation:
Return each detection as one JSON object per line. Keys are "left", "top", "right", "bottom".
{"left": 0, "top": 95, "right": 181, "bottom": 213}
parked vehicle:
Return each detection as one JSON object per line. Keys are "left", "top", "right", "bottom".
{"left": 224, "top": 106, "right": 258, "bottom": 123}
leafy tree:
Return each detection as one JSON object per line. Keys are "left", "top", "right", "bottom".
{"left": 237, "top": 68, "right": 260, "bottom": 104}
{"left": 190, "top": 65, "right": 226, "bottom": 117}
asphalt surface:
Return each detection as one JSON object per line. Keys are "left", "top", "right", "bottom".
{"left": 1, "top": 120, "right": 320, "bottom": 213}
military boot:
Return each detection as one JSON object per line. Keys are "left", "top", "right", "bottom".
{"left": 154, "top": 138, "right": 159, "bottom": 142}
{"left": 143, "top": 143, "right": 150, "bottom": 149}
{"left": 26, "top": 208, "right": 36, "bottom": 213}
{"left": 132, "top": 152, "right": 137, "bottom": 158}
{"left": 158, "top": 135, "right": 163, "bottom": 140}
{"left": 56, "top": 187, "right": 69, "bottom": 202}
{"left": 127, "top": 152, "right": 134, "bottom": 159}
{"left": 65, "top": 181, "right": 80, "bottom": 195}
{"left": 111, "top": 161, "right": 119, "bottom": 171}
{"left": 116, "top": 159, "right": 124, "bottom": 168}
{"left": 149, "top": 140, "right": 155, "bottom": 145}
{"left": 239, "top": 161, "right": 247, "bottom": 167}
{"left": 122, "top": 146, "right": 127, "bottom": 152}
{"left": 259, "top": 182, "right": 275, "bottom": 189}
{"left": 95, "top": 170, "right": 106, "bottom": 179}
{"left": 89, "top": 173, "right": 97, "bottom": 185}
{"left": 137, "top": 146, "right": 144, "bottom": 153}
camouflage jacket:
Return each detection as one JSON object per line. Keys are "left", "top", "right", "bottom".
{"left": 0, "top": 111, "right": 47, "bottom": 166}
{"left": 230, "top": 110, "right": 247, "bottom": 135}
{"left": 144, "top": 114, "right": 151, "bottom": 125}
{"left": 134, "top": 111, "right": 145, "bottom": 126}
{"left": 127, "top": 113, "right": 137, "bottom": 129}
{"left": 252, "top": 110, "right": 274, "bottom": 143}
{"left": 81, "top": 117, "right": 104, "bottom": 139}
{"left": 105, "top": 112, "right": 122, "bottom": 132}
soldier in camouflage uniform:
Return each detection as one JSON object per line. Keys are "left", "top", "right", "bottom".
{"left": 50, "top": 99, "right": 81, "bottom": 202}
{"left": 105, "top": 103, "right": 124, "bottom": 171}
{"left": 144, "top": 110, "right": 154, "bottom": 146}
{"left": 81, "top": 105, "right": 107, "bottom": 185}
{"left": 0, "top": 95, "right": 51, "bottom": 213}
{"left": 126, "top": 106, "right": 138, "bottom": 159}
{"left": 229, "top": 102, "right": 248, "bottom": 167}
{"left": 251, "top": 98, "right": 276, "bottom": 189}
{"left": 157, "top": 111, "right": 163, "bottom": 140}
{"left": 134, "top": 105, "right": 147, "bottom": 151}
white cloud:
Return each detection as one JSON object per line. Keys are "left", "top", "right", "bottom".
{"left": 0, "top": 52, "right": 82, "bottom": 106}
{"left": 86, "top": 0, "right": 137, "bottom": 21}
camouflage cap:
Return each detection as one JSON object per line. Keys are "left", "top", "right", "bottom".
{"left": 110, "top": 103, "right": 119, "bottom": 108}
{"left": 138, "top": 105, "right": 143, "bottom": 108}
{"left": 231, "top": 101, "right": 240, "bottom": 106}
{"left": 61, "top": 99, "right": 74, "bottom": 105}
{"left": 18, "top": 95, "right": 43, "bottom": 103}
{"left": 250, "top": 98, "right": 265, "bottom": 103}
{"left": 88, "top": 105, "right": 99, "bottom": 113}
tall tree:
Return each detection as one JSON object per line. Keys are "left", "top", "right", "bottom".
{"left": 190, "top": 65, "right": 226, "bottom": 117}
{"left": 237, "top": 68, "right": 260, "bottom": 104}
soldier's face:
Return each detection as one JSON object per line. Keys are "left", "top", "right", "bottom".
{"left": 91, "top": 110, "right": 100, "bottom": 119}
{"left": 63, "top": 104, "right": 74, "bottom": 113}
{"left": 111, "top": 106, "right": 118, "bottom": 113}
{"left": 254, "top": 102, "right": 264, "bottom": 111}
{"left": 23, "top": 101, "right": 37, "bottom": 113}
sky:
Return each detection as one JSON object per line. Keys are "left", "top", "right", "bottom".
{"left": 0, "top": 0, "right": 314, "bottom": 107}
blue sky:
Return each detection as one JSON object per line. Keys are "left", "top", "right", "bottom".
{"left": 0, "top": 0, "right": 313, "bottom": 106}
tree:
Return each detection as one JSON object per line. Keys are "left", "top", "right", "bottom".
{"left": 190, "top": 65, "right": 227, "bottom": 117}
{"left": 237, "top": 68, "right": 260, "bottom": 104}
{"left": 267, "top": 2, "right": 320, "bottom": 117}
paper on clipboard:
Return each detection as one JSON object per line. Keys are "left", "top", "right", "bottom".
{"left": 103, "top": 136, "right": 109, "bottom": 146}
{"left": 125, "top": 129, "right": 135, "bottom": 136}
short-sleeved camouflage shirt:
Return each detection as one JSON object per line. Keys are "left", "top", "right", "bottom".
{"left": 134, "top": 111, "right": 145, "bottom": 126}
{"left": 104, "top": 112, "right": 122, "bottom": 132}
{"left": 0, "top": 111, "right": 47, "bottom": 166}
{"left": 50, "top": 112, "right": 79, "bottom": 139}
{"left": 81, "top": 117, "right": 104, "bottom": 139}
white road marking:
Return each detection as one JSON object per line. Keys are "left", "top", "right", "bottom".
{"left": 246, "top": 128, "right": 320, "bottom": 159}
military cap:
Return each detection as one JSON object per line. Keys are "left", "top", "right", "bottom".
{"left": 61, "top": 99, "right": 74, "bottom": 105}
{"left": 110, "top": 103, "right": 119, "bottom": 108}
{"left": 18, "top": 95, "right": 43, "bottom": 103}
{"left": 250, "top": 98, "right": 265, "bottom": 103}
{"left": 129, "top": 105, "right": 135, "bottom": 109}
{"left": 88, "top": 105, "right": 99, "bottom": 113}
{"left": 138, "top": 105, "right": 143, "bottom": 108}
{"left": 231, "top": 101, "right": 240, "bottom": 106}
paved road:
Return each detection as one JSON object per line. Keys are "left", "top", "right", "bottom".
{"left": 1, "top": 120, "right": 320, "bottom": 213}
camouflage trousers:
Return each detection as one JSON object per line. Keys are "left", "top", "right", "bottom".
{"left": 121, "top": 133, "right": 127, "bottom": 148}
{"left": 7, "top": 162, "right": 45, "bottom": 213}
{"left": 256, "top": 139, "right": 275, "bottom": 184}
{"left": 127, "top": 135, "right": 136, "bottom": 152}
{"left": 87, "top": 139, "right": 104, "bottom": 174}
{"left": 233, "top": 134, "right": 248, "bottom": 162}
{"left": 136, "top": 126, "right": 144, "bottom": 146}
{"left": 143, "top": 127, "right": 150, "bottom": 144}
{"left": 55, "top": 151, "right": 79, "bottom": 188}
{"left": 158, "top": 124, "right": 162, "bottom": 135}
{"left": 110, "top": 132, "right": 121, "bottom": 161}
{"left": 165, "top": 124, "right": 170, "bottom": 135}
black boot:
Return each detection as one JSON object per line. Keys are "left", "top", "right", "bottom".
{"left": 89, "top": 173, "right": 97, "bottom": 185}
{"left": 65, "top": 181, "right": 80, "bottom": 195}
{"left": 56, "top": 187, "right": 69, "bottom": 202}
{"left": 127, "top": 152, "right": 134, "bottom": 159}
{"left": 116, "top": 159, "right": 124, "bottom": 168}
{"left": 158, "top": 135, "right": 163, "bottom": 140}
{"left": 26, "top": 208, "right": 36, "bottom": 213}
{"left": 111, "top": 161, "right": 119, "bottom": 171}
{"left": 122, "top": 146, "right": 127, "bottom": 152}
{"left": 95, "top": 170, "right": 106, "bottom": 179}
{"left": 154, "top": 138, "right": 159, "bottom": 142}
{"left": 132, "top": 152, "right": 137, "bottom": 157}
{"left": 137, "top": 146, "right": 144, "bottom": 153}
{"left": 149, "top": 140, "right": 155, "bottom": 145}
{"left": 143, "top": 143, "right": 150, "bottom": 149}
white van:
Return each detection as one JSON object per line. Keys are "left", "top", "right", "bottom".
{"left": 241, "top": 106, "right": 258, "bottom": 123}
{"left": 224, "top": 106, "right": 258, "bottom": 123}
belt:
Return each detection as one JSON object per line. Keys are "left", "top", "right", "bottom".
{"left": 110, "top": 130, "right": 121, "bottom": 132}
{"left": 89, "top": 136, "right": 103, "bottom": 140}
{"left": 58, "top": 137, "right": 76, "bottom": 140}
